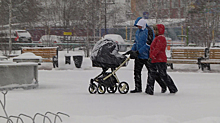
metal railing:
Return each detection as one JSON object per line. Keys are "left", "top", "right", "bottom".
{"left": 0, "top": 91, "right": 70, "bottom": 123}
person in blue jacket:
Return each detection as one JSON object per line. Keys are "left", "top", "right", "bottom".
{"left": 129, "top": 17, "right": 167, "bottom": 93}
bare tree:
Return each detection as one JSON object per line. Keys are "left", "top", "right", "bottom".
{"left": 0, "top": 0, "right": 41, "bottom": 28}
{"left": 186, "top": 0, "right": 220, "bottom": 47}
{"left": 69, "top": 0, "right": 122, "bottom": 57}
{"left": 0, "top": 0, "right": 42, "bottom": 54}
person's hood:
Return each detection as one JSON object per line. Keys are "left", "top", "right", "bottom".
{"left": 134, "top": 17, "right": 142, "bottom": 27}
{"left": 134, "top": 17, "right": 149, "bottom": 27}
{"left": 136, "top": 19, "right": 147, "bottom": 30}
{"left": 156, "top": 24, "right": 165, "bottom": 35}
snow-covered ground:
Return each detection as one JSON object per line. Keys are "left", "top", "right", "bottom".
{"left": 0, "top": 50, "right": 220, "bottom": 123}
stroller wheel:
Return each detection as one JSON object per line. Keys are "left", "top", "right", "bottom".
{"left": 118, "top": 82, "right": 129, "bottom": 94}
{"left": 97, "top": 84, "right": 106, "bottom": 94}
{"left": 107, "top": 84, "right": 117, "bottom": 93}
{"left": 88, "top": 83, "right": 97, "bottom": 94}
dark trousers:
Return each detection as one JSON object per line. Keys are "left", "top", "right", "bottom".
{"left": 134, "top": 59, "right": 166, "bottom": 91}
{"left": 146, "top": 62, "right": 178, "bottom": 94}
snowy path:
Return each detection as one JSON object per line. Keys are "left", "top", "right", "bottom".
{"left": 1, "top": 65, "right": 220, "bottom": 123}
{"left": 0, "top": 51, "right": 220, "bottom": 123}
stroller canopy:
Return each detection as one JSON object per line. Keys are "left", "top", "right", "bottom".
{"left": 91, "top": 38, "right": 126, "bottom": 68}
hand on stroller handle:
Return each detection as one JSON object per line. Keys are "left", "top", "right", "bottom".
{"left": 123, "top": 50, "right": 139, "bottom": 59}
{"left": 123, "top": 50, "right": 131, "bottom": 55}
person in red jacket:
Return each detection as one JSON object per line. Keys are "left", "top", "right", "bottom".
{"left": 145, "top": 24, "right": 178, "bottom": 95}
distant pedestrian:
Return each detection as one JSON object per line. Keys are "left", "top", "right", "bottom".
{"left": 145, "top": 24, "right": 178, "bottom": 95}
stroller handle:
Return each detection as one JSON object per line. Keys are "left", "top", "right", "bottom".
{"left": 103, "top": 57, "right": 130, "bottom": 81}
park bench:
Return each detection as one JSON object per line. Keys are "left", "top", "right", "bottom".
{"left": 21, "top": 47, "right": 59, "bottom": 67}
{"left": 199, "top": 48, "right": 220, "bottom": 70}
{"left": 21, "top": 47, "right": 58, "bottom": 62}
{"left": 167, "top": 47, "right": 206, "bottom": 69}
{"left": 20, "top": 47, "right": 58, "bottom": 67}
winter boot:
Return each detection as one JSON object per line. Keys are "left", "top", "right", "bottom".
{"left": 170, "top": 89, "right": 178, "bottom": 94}
{"left": 145, "top": 85, "right": 154, "bottom": 95}
{"left": 161, "top": 88, "right": 167, "bottom": 93}
{"left": 130, "top": 89, "right": 142, "bottom": 93}
{"left": 145, "top": 89, "right": 153, "bottom": 95}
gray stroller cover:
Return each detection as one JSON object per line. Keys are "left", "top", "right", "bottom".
{"left": 91, "top": 38, "right": 127, "bottom": 68}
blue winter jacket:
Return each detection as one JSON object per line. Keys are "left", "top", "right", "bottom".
{"left": 131, "top": 17, "right": 155, "bottom": 59}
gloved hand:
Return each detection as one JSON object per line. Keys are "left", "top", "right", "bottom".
{"left": 130, "top": 51, "right": 139, "bottom": 59}
{"left": 147, "top": 58, "right": 152, "bottom": 63}
{"left": 123, "top": 50, "right": 132, "bottom": 55}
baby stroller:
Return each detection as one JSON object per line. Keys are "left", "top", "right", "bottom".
{"left": 89, "top": 38, "right": 130, "bottom": 94}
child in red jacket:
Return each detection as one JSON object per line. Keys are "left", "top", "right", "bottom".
{"left": 145, "top": 24, "right": 178, "bottom": 95}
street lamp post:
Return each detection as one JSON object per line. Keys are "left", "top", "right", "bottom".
{"left": 104, "top": 0, "right": 107, "bottom": 35}
{"left": 8, "top": 0, "right": 12, "bottom": 55}
{"left": 102, "top": 0, "right": 114, "bottom": 36}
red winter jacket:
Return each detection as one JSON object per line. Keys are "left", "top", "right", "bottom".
{"left": 150, "top": 24, "right": 167, "bottom": 63}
